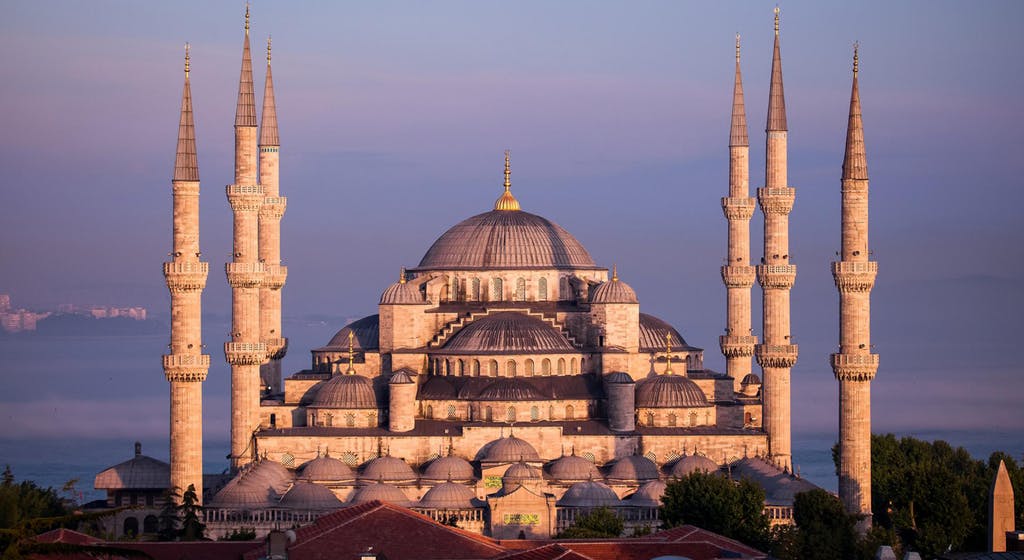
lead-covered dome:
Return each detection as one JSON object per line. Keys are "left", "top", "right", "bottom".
{"left": 627, "top": 480, "right": 667, "bottom": 507}
{"left": 440, "top": 312, "right": 575, "bottom": 355}
{"left": 635, "top": 375, "right": 709, "bottom": 408}
{"left": 546, "top": 454, "right": 602, "bottom": 482}
{"left": 422, "top": 455, "right": 475, "bottom": 482}
{"left": 478, "top": 435, "right": 541, "bottom": 462}
{"left": 557, "top": 481, "right": 620, "bottom": 508}
{"left": 208, "top": 479, "right": 277, "bottom": 510}
{"left": 321, "top": 315, "right": 380, "bottom": 351}
{"left": 590, "top": 270, "right": 638, "bottom": 304}
{"left": 666, "top": 454, "right": 719, "bottom": 478}
{"left": 360, "top": 456, "right": 416, "bottom": 483}
{"left": 604, "top": 455, "right": 660, "bottom": 482}
{"left": 310, "top": 374, "right": 377, "bottom": 409}
{"left": 418, "top": 482, "right": 477, "bottom": 510}
{"left": 279, "top": 481, "right": 343, "bottom": 510}
{"left": 300, "top": 455, "right": 355, "bottom": 482}
{"left": 415, "top": 210, "right": 596, "bottom": 271}
{"left": 349, "top": 482, "right": 412, "bottom": 507}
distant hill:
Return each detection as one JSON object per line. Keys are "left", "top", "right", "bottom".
{"left": 30, "top": 313, "right": 165, "bottom": 336}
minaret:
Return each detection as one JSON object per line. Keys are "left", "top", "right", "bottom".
{"left": 720, "top": 34, "right": 758, "bottom": 394}
{"left": 225, "top": 6, "right": 266, "bottom": 470}
{"left": 163, "top": 44, "right": 209, "bottom": 501}
{"left": 755, "top": 7, "right": 798, "bottom": 470}
{"left": 832, "top": 45, "right": 878, "bottom": 533}
{"left": 259, "top": 36, "right": 288, "bottom": 396}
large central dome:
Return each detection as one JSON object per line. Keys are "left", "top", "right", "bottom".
{"left": 415, "top": 210, "right": 596, "bottom": 271}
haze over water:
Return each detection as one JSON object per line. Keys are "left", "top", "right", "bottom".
{"left": 1, "top": 1, "right": 1022, "bottom": 495}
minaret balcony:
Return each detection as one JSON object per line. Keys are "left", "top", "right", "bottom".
{"left": 224, "top": 341, "right": 268, "bottom": 366}
{"left": 226, "top": 184, "right": 265, "bottom": 212}
{"left": 830, "top": 352, "right": 878, "bottom": 381}
{"left": 721, "top": 197, "right": 756, "bottom": 220}
{"left": 757, "top": 187, "right": 796, "bottom": 215}
{"left": 756, "top": 264, "right": 796, "bottom": 289}
{"left": 721, "top": 265, "right": 756, "bottom": 288}
{"left": 163, "top": 261, "right": 209, "bottom": 292}
{"left": 832, "top": 261, "right": 877, "bottom": 293}
{"left": 755, "top": 344, "right": 798, "bottom": 368}
{"left": 264, "top": 337, "right": 289, "bottom": 361}
{"left": 260, "top": 196, "right": 287, "bottom": 220}
{"left": 263, "top": 264, "right": 288, "bottom": 290}
{"left": 225, "top": 262, "right": 265, "bottom": 289}
{"left": 162, "top": 353, "right": 210, "bottom": 382}
{"left": 720, "top": 335, "right": 757, "bottom": 358}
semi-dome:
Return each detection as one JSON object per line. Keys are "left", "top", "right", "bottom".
{"left": 279, "top": 481, "right": 343, "bottom": 510}
{"left": 740, "top": 373, "right": 761, "bottom": 386}
{"left": 422, "top": 455, "right": 475, "bottom": 482}
{"left": 389, "top": 369, "right": 416, "bottom": 384}
{"left": 380, "top": 270, "right": 424, "bottom": 305}
{"left": 546, "top": 454, "right": 602, "bottom": 482}
{"left": 415, "top": 210, "right": 596, "bottom": 271}
{"left": 478, "top": 435, "right": 541, "bottom": 462}
{"left": 440, "top": 312, "right": 575, "bottom": 355}
{"left": 635, "top": 375, "right": 709, "bottom": 408}
{"left": 627, "top": 480, "right": 667, "bottom": 507}
{"left": 208, "top": 479, "right": 277, "bottom": 510}
{"left": 604, "top": 455, "right": 660, "bottom": 482}
{"left": 322, "top": 315, "right": 380, "bottom": 351}
{"left": 477, "top": 378, "right": 547, "bottom": 401}
{"left": 349, "top": 482, "right": 412, "bottom": 507}
{"left": 360, "top": 455, "right": 416, "bottom": 482}
{"left": 310, "top": 373, "right": 377, "bottom": 409}
{"left": 300, "top": 455, "right": 355, "bottom": 482}
{"left": 590, "top": 269, "right": 638, "bottom": 304}
{"left": 666, "top": 454, "right": 719, "bottom": 478}
{"left": 556, "top": 480, "right": 620, "bottom": 508}
{"left": 604, "top": 371, "right": 635, "bottom": 384}
{"left": 418, "top": 482, "right": 477, "bottom": 510}
{"left": 638, "top": 313, "right": 692, "bottom": 353}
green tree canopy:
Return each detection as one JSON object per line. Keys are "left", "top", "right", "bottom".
{"left": 659, "top": 471, "right": 770, "bottom": 550}
{"left": 555, "top": 507, "right": 624, "bottom": 539}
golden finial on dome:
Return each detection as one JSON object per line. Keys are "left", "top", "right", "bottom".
{"left": 245, "top": 3, "right": 250, "bottom": 34}
{"left": 399, "top": 267, "right": 407, "bottom": 284}
{"left": 612, "top": 264, "right": 619, "bottom": 282}
{"left": 494, "top": 149, "right": 521, "bottom": 211}
{"left": 267, "top": 35, "right": 272, "bottom": 64}
{"left": 184, "top": 42, "right": 190, "bottom": 77}
{"left": 735, "top": 33, "right": 741, "bottom": 62}
{"left": 853, "top": 41, "right": 859, "bottom": 76}
{"left": 664, "top": 333, "right": 674, "bottom": 375}
{"left": 346, "top": 330, "right": 356, "bottom": 374}
{"left": 774, "top": 6, "right": 780, "bottom": 35}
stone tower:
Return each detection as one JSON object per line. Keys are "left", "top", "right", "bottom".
{"left": 832, "top": 45, "right": 878, "bottom": 533}
{"left": 989, "top": 460, "right": 1016, "bottom": 552}
{"left": 720, "top": 34, "right": 758, "bottom": 394}
{"left": 163, "top": 44, "right": 209, "bottom": 501}
{"left": 225, "top": 6, "right": 266, "bottom": 470}
{"left": 259, "top": 37, "right": 288, "bottom": 396}
{"left": 388, "top": 369, "right": 416, "bottom": 433}
{"left": 755, "top": 8, "right": 798, "bottom": 470}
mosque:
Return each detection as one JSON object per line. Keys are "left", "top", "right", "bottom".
{"left": 95, "top": 7, "right": 879, "bottom": 541}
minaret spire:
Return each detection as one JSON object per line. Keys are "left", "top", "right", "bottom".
{"left": 766, "top": 7, "right": 787, "bottom": 132}
{"left": 165, "top": 42, "right": 210, "bottom": 503}
{"left": 833, "top": 44, "right": 878, "bottom": 535}
{"left": 235, "top": 6, "right": 257, "bottom": 127}
{"left": 494, "top": 149, "right": 521, "bottom": 211}
{"left": 730, "top": 34, "right": 749, "bottom": 147}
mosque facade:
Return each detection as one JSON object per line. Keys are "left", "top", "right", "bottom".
{"left": 95, "top": 7, "right": 877, "bottom": 541}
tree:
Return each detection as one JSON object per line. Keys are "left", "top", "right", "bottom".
{"left": 555, "top": 507, "right": 624, "bottom": 539}
{"left": 156, "top": 488, "right": 180, "bottom": 541}
{"left": 178, "top": 485, "right": 204, "bottom": 541}
{"left": 659, "top": 471, "right": 770, "bottom": 549}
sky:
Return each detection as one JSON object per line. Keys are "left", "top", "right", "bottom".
{"left": 1, "top": 1, "right": 1022, "bottom": 444}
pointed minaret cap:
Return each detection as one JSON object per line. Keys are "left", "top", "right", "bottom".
{"left": 235, "top": 5, "right": 257, "bottom": 127}
{"left": 174, "top": 43, "right": 199, "bottom": 182}
{"left": 766, "top": 7, "right": 787, "bottom": 132}
{"left": 730, "top": 33, "right": 749, "bottom": 147}
{"left": 260, "top": 36, "right": 280, "bottom": 146}
{"left": 494, "top": 150, "right": 521, "bottom": 211}
{"left": 842, "top": 44, "right": 868, "bottom": 180}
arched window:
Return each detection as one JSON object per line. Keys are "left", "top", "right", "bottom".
{"left": 426, "top": 405, "right": 434, "bottom": 418}
{"left": 689, "top": 412, "right": 698, "bottom": 426}
{"left": 542, "top": 359, "right": 551, "bottom": 375}
{"left": 549, "top": 405, "right": 555, "bottom": 419}
{"left": 491, "top": 278, "right": 503, "bottom": 301}
{"left": 471, "top": 278, "right": 481, "bottom": 301}
{"left": 705, "top": 411, "right": 712, "bottom": 425}
{"left": 557, "top": 358, "right": 566, "bottom": 375}
{"left": 560, "top": 277, "right": 570, "bottom": 300}
{"left": 447, "top": 404, "right": 456, "bottom": 420}
{"left": 530, "top": 406, "right": 539, "bottom": 420}
{"left": 489, "top": 359, "right": 499, "bottom": 377}
{"left": 506, "top": 360, "right": 517, "bottom": 377}
{"left": 565, "top": 405, "right": 575, "bottom": 420}
{"left": 143, "top": 515, "right": 158, "bottom": 534}
{"left": 448, "top": 276, "right": 456, "bottom": 301}
{"left": 538, "top": 277, "right": 548, "bottom": 301}
{"left": 525, "top": 359, "right": 535, "bottom": 376}
{"left": 345, "top": 414, "right": 355, "bottom": 427}
{"left": 506, "top": 406, "right": 516, "bottom": 422}
{"left": 457, "top": 359, "right": 465, "bottom": 376}
{"left": 515, "top": 278, "right": 526, "bottom": 300}
{"left": 668, "top": 413, "right": 677, "bottom": 427}
{"left": 368, "top": 412, "right": 377, "bottom": 426}
{"left": 646, "top": 412, "right": 655, "bottom": 426}
{"left": 446, "top": 359, "right": 454, "bottom": 376}
{"left": 472, "top": 359, "right": 481, "bottom": 376}
{"left": 325, "top": 413, "right": 333, "bottom": 427}
{"left": 123, "top": 517, "right": 139, "bottom": 537}
{"left": 485, "top": 406, "right": 493, "bottom": 422}
{"left": 570, "top": 358, "right": 578, "bottom": 374}
{"left": 744, "top": 412, "right": 753, "bottom": 425}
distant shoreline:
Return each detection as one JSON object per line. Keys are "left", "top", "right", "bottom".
{"left": 1, "top": 314, "right": 166, "bottom": 337}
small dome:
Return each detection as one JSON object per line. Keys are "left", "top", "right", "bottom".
{"left": 360, "top": 456, "right": 416, "bottom": 483}
{"left": 478, "top": 435, "right": 541, "bottom": 463}
{"left": 604, "top": 455, "right": 659, "bottom": 482}
{"left": 503, "top": 462, "right": 540, "bottom": 482}
{"left": 208, "top": 479, "right": 277, "bottom": 510}
{"left": 440, "top": 312, "right": 575, "bottom": 355}
{"left": 322, "top": 315, "right": 380, "bottom": 351}
{"left": 590, "top": 272, "right": 638, "bottom": 304}
{"left": 415, "top": 210, "right": 596, "bottom": 271}
{"left": 635, "top": 375, "right": 709, "bottom": 408}
{"left": 546, "top": 454, "right": 601, "bottom": 482}
{"left": 380, "top": 273, "right": 424, "bottom": 305}
{"left": 604, "top": 372, "right": 635, "bottom": 384}
{"left": 243, "top": 459, "right": 293, "bottom": 496}
{"left": 667, "top": 454, "right": 719, "bottom": 478}
{"left": 740, "top": 373, "right": 761, "bottom": 386}
{"left": 349, "top": 482, "right": 412, "bottom": 507}
{"left": 477, "top": 378, "right": 547, "bottom": 401}
{"left": 418, "top": 482, "right": 477, "bottom": 510}
{"left": 310, "top": 374, "right": 377, "bottom": 409}
{"left": 389, "top": 369, "right": 416, "bottom": 384}
{"left": 627, "top": 480, "right": 667, "bottom": 507}
{"left": 422, "top": 456, "right": 475, "bottom": 482}
{"left": 279, "top": 481, "right": 343, "bottom": 510}
{"left": 300, "top": 455, "right": 355, "bottom": 482}
{"left": 556, "top": 481, "right": 620, "bottom": 508}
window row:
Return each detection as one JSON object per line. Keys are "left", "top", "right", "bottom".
{"left": 430, "top": 356, "right": 583, "bottom": 376}
{"left": 442, "top": 276, "right": 577, "bottom": 303}
{"left": 422, "top": 402, "right": 591, "bottom": 423}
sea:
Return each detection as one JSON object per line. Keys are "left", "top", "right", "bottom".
{"left": 1, "top": 321, "right": 1021, "bottom": 504}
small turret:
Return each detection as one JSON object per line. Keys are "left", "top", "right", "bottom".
{"left": 388, "top": 369, "right": 416, "bottom": 433}
{"left": 604, "top": 372, "right": 636, "bottom": 433}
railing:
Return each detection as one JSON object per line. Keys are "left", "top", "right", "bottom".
{"left": 226, "top": 184, "right": 263, "bottom": 196}
{"left": 758, "top": 265, "right": 796, "bottom": 275}
{"left": 830, "top": 353, "right": 878, "bottom": 367}
{"left": 162, "top": 354, "right": 210, "bottom": 368}
{"left": 163, "top": 261, "right": 208, "bottom": 274}
{"left": 832, "top": 261, "right": 877, "bottom": 274}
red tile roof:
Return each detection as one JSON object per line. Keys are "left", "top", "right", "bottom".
{"left": 33, "top": 528, "right": 102, "bottom": 546}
